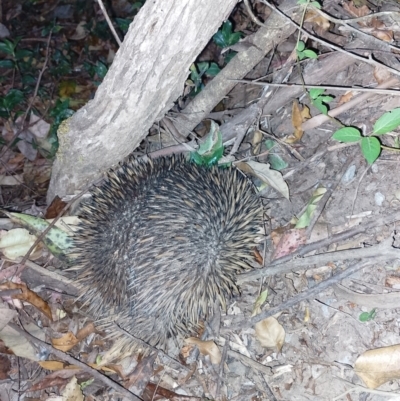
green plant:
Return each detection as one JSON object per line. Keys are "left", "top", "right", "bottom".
{"left": 0, "top": 89, "right": 25, "bottom": 119}
{"left": 0, "top": 38, "right": 33, "bottom": 70}
{"left": 187, "top": 62, "right": 220, "bottom": 96}
{"left": 309, "top": 88, "right": 334, "bottom": 115}
{"left": 213, "top": 20, "right": 242, "bottom": 48}
{"left": 332, "top": 108, "right": 400, "bottom": 164}
{"left": 297, "top": 0, "right": 321, "bottom": 8}
{"left": 296, "top": 40, "right": 318, "bottom": 61}
{"left": 359, "top": 308, "right": 376, "bottom": 322}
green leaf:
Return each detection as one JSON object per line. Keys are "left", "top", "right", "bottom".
{"left": 296, "top": 41, "right": 305, "bottom": 52}
{"left": 360, "top": 137, "right": 381, "bottom": 164}
{"left": 0, "top": 59, "right": 14, "bottom": 69}
{"left": 373, "top": 108, "right": 400, "bottom": 135}
{"left": 115, "top": 18, "right": 132, "bottom": 33}
{"left": 206, "top": 62, "right": 221, "bottom": 77}
{"left": 0, "top": 39, "right": 15, "bottom": 55}
{"left": 15, "top": 49, "right": 33, "bottom": 60}
{"left": 309, "top": 88, "right": 325, "bottom": 99}
{"left": 303, "top": 49, "right": 318, "bottom": 59}
{"left": 359, "top": 308, "right": 376, "bottom": 322}
{"left": 310, "top": 1, "right": 321, "bottom": 9}
{"left": 190, "top": 121, "right": 224, "bottom": 166}
{"left": 3, "top": 89, "right": 24, "bottom": 111}
{"left": 94, "top": 61, "right": 108, "bottom": 79}
{"left": 265, "top": 139, "right": 288, "bottom": 170}
{"left": 319, "top": 95, "right": 334, "bottom": 103}
{"left": 332, "top": 127, "right": 361, "bottom": 143}
{"left": 213, "top": 20, "right": 242, "bottom": 48}
{"left": 312, "top": 98, "right": 328, "bottom": 115}
{"left": 295, "top": 187, "right": 327, "bottom": 228}
{"left": 196, "top": 62, "right": 209, "bottom": 76}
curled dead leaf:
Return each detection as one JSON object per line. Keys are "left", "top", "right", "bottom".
{"left": 185, "top": 338, "right": 221, "bottom": 364}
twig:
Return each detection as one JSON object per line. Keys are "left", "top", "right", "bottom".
{"left": 9, "top": 323, "right": 142, "bottom": 401}
{"left": 237, "top": 213, "right": 400, "bottom": 283}
{"left": 96, "top": 0, "right": 122, "bottom": 46}
{"left": 231, "top": 80, "right": 400, "bottom": 96}
{"left": 230, "top": 259, "right": 372, "bottom": 331}
{"left": 312, "top": 8, "right": 400, "bottom": 52}
{"left": 261, "top": 0, "right": 400, "bottom": 78}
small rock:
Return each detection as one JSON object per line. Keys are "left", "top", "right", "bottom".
{"left": 375, "top": 192, "right": 385, "bottom": 206}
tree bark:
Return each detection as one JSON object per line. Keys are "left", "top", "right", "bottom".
{"left": 47, "top": 0, "right": 239, "bottom": 204}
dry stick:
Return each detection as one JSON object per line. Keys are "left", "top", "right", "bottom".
{"left": 8, "top": 323, "right": 142, "bottom": 401}
{"left": 96, "top": 0, "right": 122, "bottom": 46}
{"left": 230, "top": 260, "right": 372, "bottom": 331}
{"left": 0, "top": 30, "right": 52, "bottom": 160}
{"left": 231, "top": 80, "right": 400, "bottom": 96}
{"left": 238, "top": 213, "right": 400, "bottom": 283}
{"left": 261, "top": 0, "right": 400, "bottom": 79}
{"left": 313, "top": 8, "right": 400, "bottom": 53}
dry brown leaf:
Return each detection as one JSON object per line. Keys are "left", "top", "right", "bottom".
{"left": 0, "top": 282, "right": 52, "bottom": 320}
{"left": 342, "top": 2, "right": 370, "bottom": 19}
{"left": 372, "top": 29, "right": 393, "bottom": 42}
{"left": 305, "top": 10, "right": 330, "bottom": 30}
{"left": 38, "top": 361, "right": 66, "bottom": 371}
{"left": 185, "top": 338, "right": 222, "bottom": 364}
{"left": 52, "top": 332, "right": 79, "bottom": 352}
{"left": 287, "top": 101, "right": 310, "bottom": 143}
{"left": 76, "top": 322, "right": 96, "bottom": 341}
{"left": 374, "top": 65, "right": 393, "bottom": 85}
{"left": 252, "top": 130, "right": 263, "bottom": 155}
{"left": 338, "top": 91, "right": 355, "bottom": 105}
{"left": 355, "top": 344, "right": 400, "bottom": 388}
{"left": 255, "top": 316, "right": 285, "bottom": 352}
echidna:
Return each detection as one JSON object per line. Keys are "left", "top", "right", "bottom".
{"left": 71, "top": 155, "right": 262, "bottom": 350}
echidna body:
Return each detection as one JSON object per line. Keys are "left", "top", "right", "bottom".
{"left": 72, "top": 155, "right": 262, "bottom": 349}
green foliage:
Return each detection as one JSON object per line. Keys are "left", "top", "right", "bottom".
{"left": 94, "top": 61, "right": 108, "bottom": 80}
{"left": 359, "top": 308, "right": 376, "bottom": 322}
{"left": 296, "top": 40, "right": 318, "bottom": 61}
{"left": 373, "top": 108, "right": 400, "bottom": 134}
{"left": 115, "top": 18, "right": 132, "bottom": 34}
{"left": 213, "top": 20, "right": 242, "bottom": 48}
{"left": 265, "top": 139, "right": 288, "bottom": 170}
{"left": 190, "top": 121, "right": 224, "bottom": 166}
{"left": 309, "top": 88, "right": 333, "bottom": 115}
{"left": 297, "top": 0, "right": 321, "bottom": 8}
{"left": 50, "top": 48, "right": 73, "bottom": 77}
{"left": 187, "top": 62, "right": 221, "bottom": 96}
{"left": 46, "top": 99, "right": 74, "bottom": 158}
{"left": 332, "top": 108, "right": 400, "bottom": 164}
{"left": 0, "top": 38, "right": 33, "bottom": 71}
{"left": 0, "top": 89, "right": 25, "bottom": 119}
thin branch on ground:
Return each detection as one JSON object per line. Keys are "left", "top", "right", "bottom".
{"left": 9, "top": 323, "right": 142, "bottom": 401}
{"left": 96, "top": 0, "right": 122, "bottom": 46}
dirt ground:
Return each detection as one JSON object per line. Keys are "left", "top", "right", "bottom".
{"left": 2, "top": 1, "right": 400, "bottom": 400}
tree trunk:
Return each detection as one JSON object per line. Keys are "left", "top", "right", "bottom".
{"left": 47, "top": 0, "right": 239, "bottom": 204}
